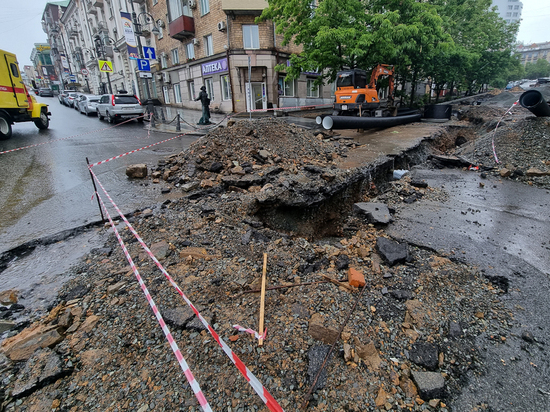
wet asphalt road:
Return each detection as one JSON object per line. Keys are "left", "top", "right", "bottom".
{"left": 387, "top": 168, "right": 550, "bottom": 411}
{"left": 0, "top": 95, "right": 199, "bottom": 254}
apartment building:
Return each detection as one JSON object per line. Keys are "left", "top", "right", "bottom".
{"left": 517, "top": 42, "right": 550, "bottom": 67}
{"left": 491, "top": 0, "right": 523, "bottom": 24}
{"left": 41, "top": 0, "right": 332, "bottom": 112}
{"left": 42, "top": 0, "right": 157, "bottom": 97}
{"left": 148, "top": 0, "right": 333, "bottom": 113}
{"left": 30, "top": 44, "right": 57, "bottom": 88}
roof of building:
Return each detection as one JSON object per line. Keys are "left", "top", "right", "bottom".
{"left": 46, "top": 0, "right": 71, "bottom": 7}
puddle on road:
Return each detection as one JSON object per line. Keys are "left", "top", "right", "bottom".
{"left": 0, "top": 228, "right": 109, "bottom": 317}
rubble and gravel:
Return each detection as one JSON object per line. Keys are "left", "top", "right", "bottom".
{"left": 0, "top": 91, "right": 546, "bottom": 411}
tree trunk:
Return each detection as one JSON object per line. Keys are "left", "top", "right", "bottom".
{"left": 449, "top": 81, "right": 455, "bottom": 99}
{"left": 409, "top": 71, "right": 418, "bottom": 107}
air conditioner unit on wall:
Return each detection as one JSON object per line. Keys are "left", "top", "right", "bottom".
{"left": 217, "top": 21, "right": 226, "bottom": 31}
{"left": 192, "top": 38, "right": 199, "bottom": 45}
{"left": 188, "top": 0, "right": 197, "bottom": 9}
{"left": 163, "top": 72, "right": 171, "bottom": 83}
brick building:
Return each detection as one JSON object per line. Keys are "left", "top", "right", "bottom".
{"left": 148, "top": 0, "right": 333, "bottom": 113}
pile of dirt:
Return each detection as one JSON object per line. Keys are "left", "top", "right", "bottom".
{"left": 2, "top": 108, "right": 543, "bottom": 411}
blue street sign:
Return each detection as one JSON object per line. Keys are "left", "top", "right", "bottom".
{"left": 137, "top": 58, "right": 150, "bottom": 72}
{"left": 143, "top": 46, "right": 156, "bottom": 60}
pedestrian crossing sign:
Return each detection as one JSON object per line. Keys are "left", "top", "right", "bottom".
{"left": 98, "top": 60, "right": 113, "bottom": 73}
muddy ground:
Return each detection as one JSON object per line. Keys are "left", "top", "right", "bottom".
{"left": 0, "top": 89, "right": 549, "bottom": 411}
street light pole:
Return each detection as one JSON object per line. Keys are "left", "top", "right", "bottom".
{"left": 94, "top": 35, "right": 113, "bottom": 94}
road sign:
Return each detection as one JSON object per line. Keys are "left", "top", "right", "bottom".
{"left": 143, "top": 46, "right": 156, "bottom": 60}
{"left": 139, "top": 72, "right": 152, "bottom": 78}
{"left": 137, "top": 58, "right": 150, "bottom": 72}
{"left": 98, "top": 60, "right": 113, "bottom": 73}
{"left": 81, "top": 68, "right": 89, "bottom": 76}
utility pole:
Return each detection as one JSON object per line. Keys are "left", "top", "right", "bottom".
{"left": 94, "top": 35, "right": 112, "bottom": 94}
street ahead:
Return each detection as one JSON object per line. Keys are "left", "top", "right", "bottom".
{"left": 0, "top": 95, "right": 198, "bottom": 253}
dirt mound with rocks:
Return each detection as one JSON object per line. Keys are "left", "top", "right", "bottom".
{"left": 0, "top": 115, "right": 520, "bottom": 411}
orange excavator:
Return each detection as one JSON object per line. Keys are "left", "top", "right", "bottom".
{"left": 332, "top": 64, "right": 395, "bottom": 117}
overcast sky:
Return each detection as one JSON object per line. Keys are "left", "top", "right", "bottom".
{"left": 0, "top": 0, "right": 548, "bottom": 68}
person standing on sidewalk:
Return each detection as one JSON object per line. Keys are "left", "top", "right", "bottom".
{"left": 195, "top": 86, "right": 212, "bottom": 125}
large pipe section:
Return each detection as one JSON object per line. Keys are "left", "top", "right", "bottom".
{"left": 519, "top": 90, "right": 550, "bottom": 117}
{"left": 322, "top": 113, "right": 421, "bottom": 130}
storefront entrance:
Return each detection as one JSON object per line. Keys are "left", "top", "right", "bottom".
{"left": 246, "top": 82, "right": 266, "bottom": 111}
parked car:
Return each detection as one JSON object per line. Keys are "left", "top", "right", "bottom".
{"left": 77, "top": 95, "right": 101, "bottom": 116}
{"left": 63, "top": 92, "right": 79, "bottom": 107}
{"left": 58, "top": 92, "right": 67, "bottom": 104}
{"left": 96, "top": 93, "right": 144, "bottom": 123}
{"left": 73, "top": 93, "right": 86, "bottom": 110}
{"left": 38, "top": 88, "right": 54, "bottom": 97}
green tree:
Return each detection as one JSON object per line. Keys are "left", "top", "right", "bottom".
{"left": 525, "top": 59, "right": 550, "bottom": 79}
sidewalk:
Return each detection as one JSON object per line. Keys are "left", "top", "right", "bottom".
{"left": 147, "top": 104, "right": 321, "bottom": 134}
{"left": 145, "top": 105, "right": 230, "bottom": 134}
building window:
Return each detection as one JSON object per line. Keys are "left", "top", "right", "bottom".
{"left": 188, "top": 80, "right": 195, "bottom": 100}
{"left": 161, "top": 53, "right": 168, "bottom": 69}
{"left": 221, "top": 75, "right": 231, "bottom": 100}
{"left": 163, "top": 85, "right": 170, "bottom": 103}
{"left": 186, "top": 43, "right": 195, "bottom": 60}
{"left": 278, "top": 76, "right": 294, "bottom": 96}
{"left": 514, "top": 5, "right": 519, "bottom": 9}
{"left": 508, "top": 5, "right": 513, "bottom": 9}
{"left": 307, "top": 79, "right": 319, "bottom": 98}
{"left": 204, "top": 34, "right": 213, "bottom": 56}
{"left": 171, "top": 48, "right": 179, "bottom": 64}
{"left": 153, "top": 0, "right": 158, "bottom": 4}
{"left": 512, "top": 12, "right": 518, "bottom": 16}
{"left": 174, "top": 83, "right": 182, "bottom": 103}
{"left": 151, "top": 75, "right": 158, "bottom": 98}
{"left": 243, "top": 25, "right": 260, "bottom": 49}
{"left": 158, "top": 26, "right": 163, "bottom": 39}
{"left": 506, "top": 12, "right": 511, "bottom": 16}
{"left": 167, "top": 0, "right": 183, "bottom": 21}
{"left": 205, "top": 78, "right": 214, "bottom": 101}
{"left": 200, "top": 0, "right": 210, "bottom": 16}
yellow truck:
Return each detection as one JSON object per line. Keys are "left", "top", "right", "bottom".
{"left": 0, "top": 49, "right": 50, "bottom": 139}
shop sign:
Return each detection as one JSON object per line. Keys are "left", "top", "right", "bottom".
{"left": 201, "top": 58, "right": 228, "bottom": 76}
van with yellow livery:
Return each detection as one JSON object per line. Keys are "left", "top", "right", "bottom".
{"left": 0, "top": 49, "right": 50, "bottom": 139}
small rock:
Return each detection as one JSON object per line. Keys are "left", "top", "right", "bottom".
{"left": 126, "top": 164, "right": 148, "bottom": 178}
{"left": 348, "top": 267, "right": 366, "bottom": 288}
{"left": 448, "top": 321, "right": 463, "bottom": 338}
{"left": 409, "top": 342, "right": 439, "bottom": 371}
{"left": 499, "top": 168, "right": 512, "bottom": 177}
{"left": 353, "top": 202, "right": 391, "bottom": 224}
{"left": 0, "top": 289, "right": 18, "bottom": 305}
{"left": 411, "top": 371, "right": 445, "bottom": 400}
{"left": 376, "top": 237, "right": 409, "bottom": 266}
{"left": 521, "top": 330, "right": 535, "bottom": 344}
{"left": 107, "top": 281, "right": 126, "bottom": 295}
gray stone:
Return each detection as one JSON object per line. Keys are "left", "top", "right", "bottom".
{"left": 181, "top": 181, "right": 199, "bottom": 192}
{"left": 335, "top": 254, "right": 350, "bottom": 270}
{"left": 307, "top": 345, "right": 332, "bottom": 391}
{"left": 258, "top": 150, "right": 270, "bottom": 160}
{"left": 210, "top": 162, "right": 223, "bottom": 173}
{"left": 448, "top": 321, "right": 463, "bottom": 338}
{"left": 241, "top": 229, "right": 270, "bottom": 245}
{"left": 125, "top": 164, "right": 148, "bottom": 178}
{"left": 163, "top": 307, "right": 195, "bottom": 329}
{"left": 150, "top": 240, "right": 170, "bottom": 259}
{"left": 0, "top": 320, "right": 15, "bottom": 333}
{"left": 410, "top": 342, "right": 439, "bottom": 371}
{"left": 107, "top": 281, "right": 127, "bottom": 295}
{"left": 221, "top": 174, "right": 265, "bottom": 188}
{"left": 390, "top": 289, "right": 413, "bottom": 301}
{"left": 411, "top": 371, "right": 445, "bottom": 400}
{"left": 376, "top": 237, "right": 408, "bottom": 266}
{"left": 353, "top": 202, "right": 391, "bottom": 224}
{"left": 12, "top": 348, "right": 66, "bottom": 398}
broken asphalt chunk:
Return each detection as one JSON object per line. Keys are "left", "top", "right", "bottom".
{"left": 376, "top": 237, "right": 409, "bottom": 266}
{"left": 353, "top": 202, "right": 391, "bottom": 224}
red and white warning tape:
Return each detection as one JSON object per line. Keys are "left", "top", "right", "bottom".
{"left": 233, "top": 324, "right": 267, "bottom": 341}
{"left": 491, "top": 100, "right": 519, "bottom": 164}
{"left": 95, "top": 191, "right": 212, "bottom": 411}
{"left": 89, "top": 169, "right": 285, "bottom": 412}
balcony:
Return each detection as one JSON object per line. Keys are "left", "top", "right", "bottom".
{"left": 221, "top": 0, "right": 268, "bottom": 16}
{"left": 169, "top": 15, "right": 195, "bottom": 40}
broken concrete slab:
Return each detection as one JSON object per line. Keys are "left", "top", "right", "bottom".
{"left": 409, "top": 342, "right": 439, "bottom": 371}
{"left": 376, "top": 237, "right": 409, "bottom": 266}
{"left": 125, "top": 164, "right": 148, "bottom": 178}
{"left": 353, "top": 202, "right": 391, "bottom": 224}
{"left": 307, "top": 345, "right": 332, "bottom": 391}
{"left": 411, "top": 371, "right": 445, "bottom": 400}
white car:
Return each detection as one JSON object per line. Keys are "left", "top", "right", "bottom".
{"left": 96, "top": 93, "right": 144, "bottom": 124}
{"left": 77, "top": 95, "right": 101, "bottom": 116}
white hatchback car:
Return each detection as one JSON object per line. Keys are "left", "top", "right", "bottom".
{"left": 96, "top": 93, "right": 144, "bottom": 124}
